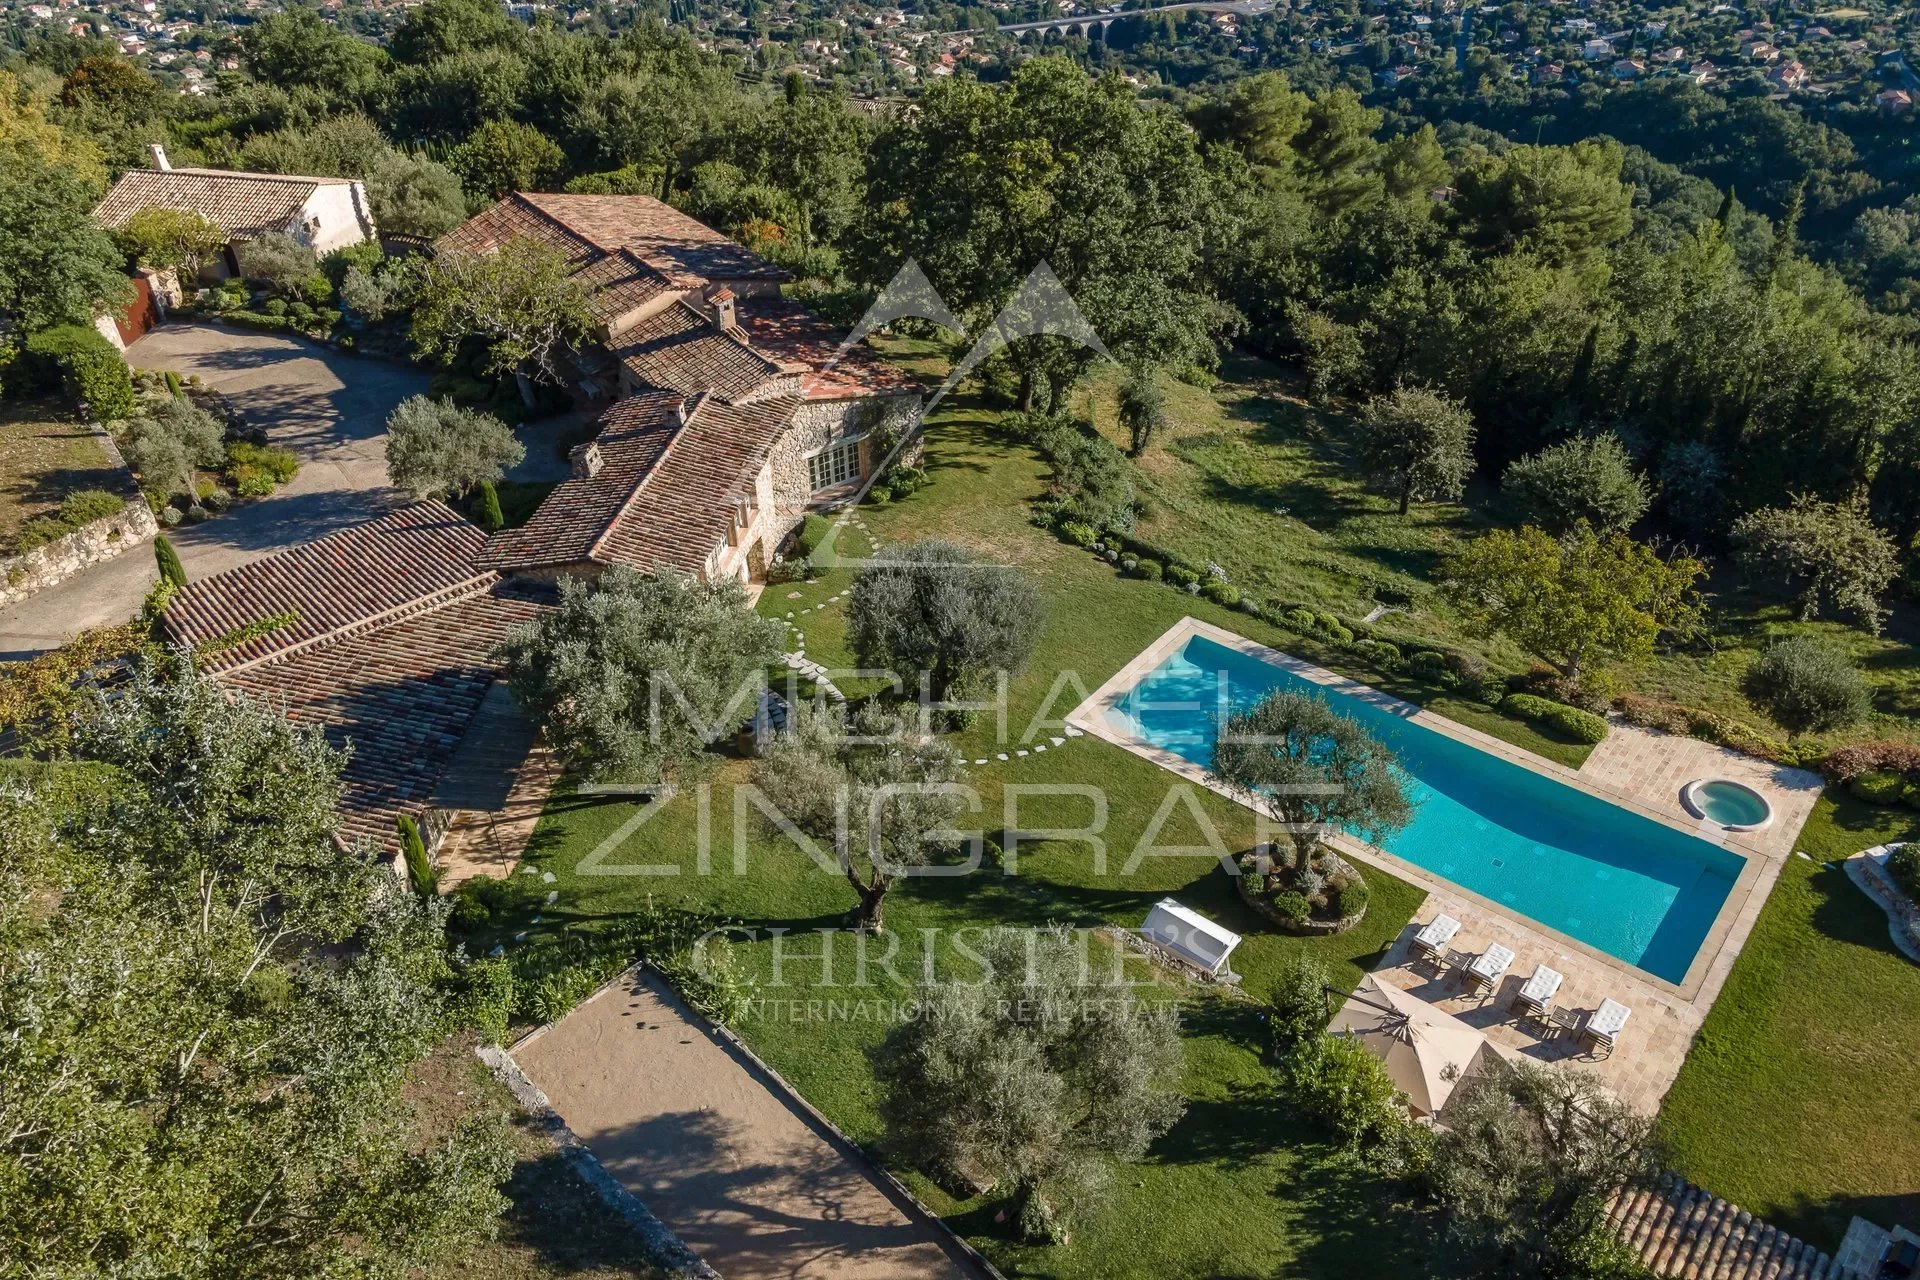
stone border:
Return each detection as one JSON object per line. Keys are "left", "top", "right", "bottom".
{"left": 511, "top": 964, "right": 1008, "bottom": 1280}
{"left": 475, "top": 1039, "right": 722, "bottom": 1279}
{"left": 1065, "top": 616, "right": 1796, "bottom": 1006}
{"left": 1844, "top": 847, "right": 1920, "bottom": 964}
{"left": 1233, "top": 851, "right": 1368, "bottom": 935}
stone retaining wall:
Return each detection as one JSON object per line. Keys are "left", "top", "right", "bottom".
{"left": 0, "top": 499, "right": 156, "bottom": 609}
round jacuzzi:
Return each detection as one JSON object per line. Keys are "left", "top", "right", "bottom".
{"left": 1682, "top": 778, "right": 1774, "bottom": 832}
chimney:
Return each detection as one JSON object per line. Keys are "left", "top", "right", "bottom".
{"left": 148, "top": 143, "right": 171, "bottom": 171}
{"left": 568, "top": 441, "right": 603, "bottom": 480}
{"left": 705, "top": 285, "right": 737, "bottom": 333}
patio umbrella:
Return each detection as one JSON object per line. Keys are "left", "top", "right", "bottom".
{"left": 1327, "top": 973, "right": 1491, "bottom": 1116}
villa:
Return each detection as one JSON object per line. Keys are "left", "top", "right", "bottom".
{"left": 93, "top": 145, "right": 378, "bottom": 264}
{"left": 159, "top": 193, "right": 918, "bottom": 855}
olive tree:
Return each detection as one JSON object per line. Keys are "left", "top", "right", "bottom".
{"left": 493, "top": 566, "right": 787, "bottom": 784}
{"left": 1117, "top": 365, "right": 1170, "bottom": 457}
{"left": 1502, "top": 434, "right": 1650, "bottom": 534}
{"left": 1430, "top": 1062, "right": 1659, "bottom": 1279}
{"left": 384, "top": 394, "right": 525, "bottom": 499}
{"left": 1742, "top": 635, "right": 1870, "bottom": 735}
{"left": 847, "top": 539, "right": 1045, "bottom": 707}
{"left": 0, "top": 668, "right": 515, "bottom": 1276}
{"left": 1352, "top": 385, "right": 1476, "bottom": 516}
{"left": 409, "top": 237, "right": 594, "bottom": 407}
{"left": 753, "top": 702, "right": 965, "bottom": 933}
{"left": 120, "top": 206, "right": 228, "bottom": 278}
{"left": 1211, "top": 690, "right": 1412, "bottom": 882}
{"left": 875, "top": 925, "right": 1186, "bottom": 1245}
{"left": 1731, "top": 496, "right": 1900, "bottom": 634}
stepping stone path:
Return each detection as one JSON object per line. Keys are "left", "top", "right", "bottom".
{"left": 783, "top": 652, "right": 847, "bottom": 703}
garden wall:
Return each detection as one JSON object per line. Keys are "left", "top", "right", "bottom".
{"left": 0, "top": 426, "right": 156, "bottom": 608}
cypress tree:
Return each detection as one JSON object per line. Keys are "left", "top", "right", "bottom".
{"left": 474, "top": 479, "right": 504, "bottom": 533}
{"left": 397, "top": 815, "right": 437, "bottom": 897}
{"left": 153, "top": 534, "right": 187, "bottom": 587}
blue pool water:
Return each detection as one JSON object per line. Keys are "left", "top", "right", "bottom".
{"left": 1108, "top": 635, "right": 1745, "bottom": 983}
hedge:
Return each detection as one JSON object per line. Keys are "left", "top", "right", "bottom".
{"left": 23, "top": 326, "right": 136, "bottom": 422}
{"left": 1498, "top": 693, "right": 1609, "bottom": 744}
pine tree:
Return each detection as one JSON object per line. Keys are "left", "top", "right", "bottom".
{"left": 474, "top": 478, "right": 504, "bottom": 533}
{"left": 153, "top": 534, "right": 186, "bottom": 587}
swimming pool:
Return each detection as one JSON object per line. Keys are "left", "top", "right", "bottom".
{"left": 1104, "top": 633, "right": 1745, "bottom": 984}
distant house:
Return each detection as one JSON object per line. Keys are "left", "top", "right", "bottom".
{"left": 92, "top": 144, "right": 376, "bottom": 268}
{"left": 1879, "top": 88, "right": 1914, "bottom": 115}
{"left": 1580, "top": 36, "right": 1614, "bottom": 59}
{"left": 1769, "top": 59, "right": 1810, "bottom": 89}
{"left": 1611, "top": 58, "right": 1644, "bottom": 80}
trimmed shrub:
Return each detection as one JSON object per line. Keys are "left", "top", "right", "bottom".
{"left": 793, "top": 513, "right": 834, "bottom": 559}
{"left": 1742, "top": 636, "right": 1870, "bottom": 735}
{"left": 1201, "top": 580, "right": 1241, "bottom": 608}
{"left": 1284, "top": 606, "right": 1318, "bottom": 632}
{"left": 1360, "top": 639, "right": 1402, "bottom": 670}
{"left": 1135, "top": 559, "right": 1164, "bottom": 581}
{"left": 1499, "top": 693, "right": 1609, "bottom": 744}
{"left": 1848, "top": 771, "right": 1907, "bottom": 807}
{"left": 1058, "top": 519, "right": 1098, "bottom": 548}
{"left": 1269, "top": 890, "right": 1313, "bottom": 923}
{"left": 23, "top": 325, "right": 136, "bottom": 422}
{"left": 153, "top": 535, "right": 187, "bottom": 587}
{"left": 1332, "top": 878, "right": 1369, "bottom": 920}
{"left": 1444, "top": 650, "right": 1492, "bottom": 700}
{"left": 1166, "top": 564, "right": 1201, "bottom": 588}
{"left": 1406, "top": 650, "right": 1450, "bottom": 685}
{"left": 1889, "top": 844, "right": 1920, "bottom": 898}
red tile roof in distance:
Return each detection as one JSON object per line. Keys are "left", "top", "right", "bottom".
{"left": 93, "top": 167, "right": 353, "bottom": 237}
{"left": 162, "top": 501, "right": 494, "bottom": 673}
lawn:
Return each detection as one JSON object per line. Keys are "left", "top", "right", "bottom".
{"left": 1079, "top": 356, "right": 1920, "bottom": 748}
{"left": 0, "top": 399, "right": 121, "bottom": 556}
{"left": 1658, "top": 792, "right": 1920, "bottom": 1250}
{"left": 499, "top": 345, "right": 1920, "bottom": 1274}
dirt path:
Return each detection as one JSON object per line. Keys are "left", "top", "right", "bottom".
{"left": 515, "top": 971, "right": 977, "bottom": 1280}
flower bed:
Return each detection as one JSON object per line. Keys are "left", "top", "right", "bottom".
{"left": 1235, "top": 846, "right": 1369, "bottom": 936}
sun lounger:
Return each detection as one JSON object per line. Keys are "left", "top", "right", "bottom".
{"left": 1411, "top": 913, "right": 1461, "bottom": 962}
{"left": 1463, "top": 943, "right": 1515, "bottom": 995}
{"left": 1583, "top": 998, "right": 1632, "bottom": 1053}
{"left": 1514, "top": 963, "right": 1564, "bottom": 1021}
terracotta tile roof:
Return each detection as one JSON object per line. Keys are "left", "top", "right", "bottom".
{"left": 516, "top": 192, "right": 789, "bottom": 283}
{"left": 613, "top": 301, "right": 791, "bottom": 401}
{"left": 1608, "top": 1172, "right": 1865, "bottom": 1279}
{"left": 577, "top": 250, "right": 675, "bottom": 327}
{"left": 434, "top": 194, "right": 598, "bottom": 265}
{"left": 220, "top": 581, "right": 551, "bottom": 850}
{"left": 163, "top": 502, "right": 493, "bottom": 674}
{"left": 595, "top": 395, "right": 799, "bottom": 574}
{"left": 480, "top": 393, "right": 685, "bottom": 571}
{"left": 736, "top": 299, "right": 923, "bottom": 400}
{"left": 479, "top": 390, "right": 797, "bottom": 576}
{"left": 94, "top": 167, "right": 351, "bottom": 237}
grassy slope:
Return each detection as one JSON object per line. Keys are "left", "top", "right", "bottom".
{"left": 0, "top": 399, "right": 118, "bottom": 554}
{"left": 1658, "top": 794, "right": 1920, "bottom": 1249}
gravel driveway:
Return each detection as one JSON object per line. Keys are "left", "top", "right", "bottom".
{"left": 0, "top": 323, "right": 426, "bottom": 659}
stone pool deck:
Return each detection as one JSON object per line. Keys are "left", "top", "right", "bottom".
{"left": 1072, "top": 617, "right": 1827, "bottom": 1113}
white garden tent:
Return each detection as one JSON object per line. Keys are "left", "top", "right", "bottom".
{"left": 1328, "top": 973, "right": 1496, "bottom": 1116}
{"left": 1139, "top": 898, "right": 1242, "bottom": 976}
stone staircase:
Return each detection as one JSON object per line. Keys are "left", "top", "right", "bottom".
{"left": 1610, "top": 1173, "right": 1866, "bottom": 1280}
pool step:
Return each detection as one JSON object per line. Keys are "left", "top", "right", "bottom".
{"left": 1609, "top": 1173, "right": 1866, "bottom": 1280}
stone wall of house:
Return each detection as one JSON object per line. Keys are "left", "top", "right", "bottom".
{"left": 767, "top": 393, "right": 919, "bottom": 539}
{"left": 0, "top": 501, "right": 158, "bottom": 609}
